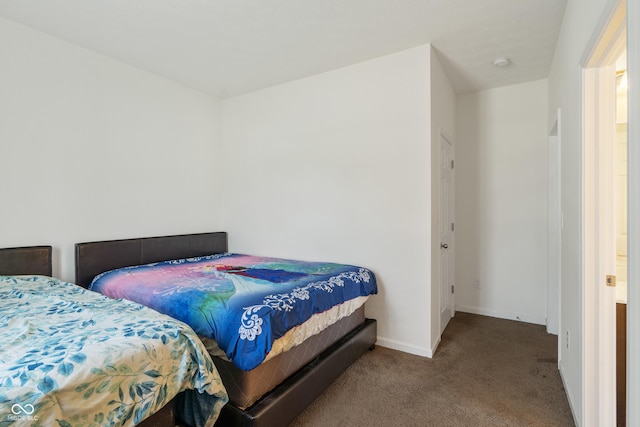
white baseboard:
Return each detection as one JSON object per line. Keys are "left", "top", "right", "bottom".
{"left": 455, "top": 305, "right": 547, "bottom": 326}
{"left": 431, "top": 335, "right": 441, "bottom": 356}
{"left": 559, "top": 361, "right": 580, "bottom": 426}
{"left": 376, "top": 336, "right": 435, "bottom": 358}
{"left": 375, "top": 307, "right": 545, "bottom": 360}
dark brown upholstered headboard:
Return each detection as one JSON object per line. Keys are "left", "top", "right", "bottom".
{"left": 75, "top": 232, "right": 227, "bottom": 288}
{"left": 0, "top": 246, "right": 53, "bottom": 276}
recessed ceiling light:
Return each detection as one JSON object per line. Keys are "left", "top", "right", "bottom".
{"left": 493, "top": 57, "right": 510, "bottom": 67}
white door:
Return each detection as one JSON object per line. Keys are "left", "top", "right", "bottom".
{"left": 440, "top": 134, "right": 455, "bottom": 333}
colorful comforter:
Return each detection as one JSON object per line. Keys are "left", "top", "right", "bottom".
{"left": 90, "top": 253, "right": 377, "bottom": 371}
{"left": 0, "top": 275, "right": 228, "bottom": 427}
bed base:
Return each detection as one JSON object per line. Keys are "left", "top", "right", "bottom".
{"left": 216, "top": 318, "right": 376, "bottom": 427}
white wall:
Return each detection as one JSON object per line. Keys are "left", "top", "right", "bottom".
{"left": 221, "top": 45, "right": 435, "bottom": 356}
{"left": 0, "top": 17, "right": 224, "bottom": 281}
{"left": 430, "top": 48, "right": 457, "bottom": 346}
{"left": 0, "top": 19, "right": 455, "bottom": 359}
{"left": 455, "top": 80, "right": 549, "bottom": 325}
{"left": 546, "top": 0, "right": 615, "bottom": 423}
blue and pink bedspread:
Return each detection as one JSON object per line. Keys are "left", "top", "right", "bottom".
{"left": 90, "top": 253, "right": 377, "bottom": 371}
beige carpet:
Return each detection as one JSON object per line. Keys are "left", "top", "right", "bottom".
{"left": 290, "top": 312, "right": 574, "bottom": 427}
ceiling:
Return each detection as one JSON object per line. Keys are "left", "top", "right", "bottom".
{"left": 0, "top": 0, "right": 568, "bottom": 98}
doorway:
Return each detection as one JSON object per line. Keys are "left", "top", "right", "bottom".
{"left": 614, "top": 48, "right": 628, "bottom": 426}
{"left": 548, "top": 110, "right": 561, "bottom": 338}
{"left": 615, "top": 52, "right": 628, "bottom": 300}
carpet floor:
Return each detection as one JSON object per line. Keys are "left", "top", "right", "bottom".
{"left": 290, "top": 312, "right": 574, "bottom": 427}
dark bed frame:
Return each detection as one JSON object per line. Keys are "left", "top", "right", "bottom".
{"left": 75, "top": 232, "right": 377, "bottom": 427}
{"left": 0, "top": 245, "right": 52, "bottom": 276}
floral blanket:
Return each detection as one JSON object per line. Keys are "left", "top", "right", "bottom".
{"left": 90, "top": 253, "right": 378, "bottom": 371}
{"left": 0, "top": 276, "right": 228, "bottom": 427}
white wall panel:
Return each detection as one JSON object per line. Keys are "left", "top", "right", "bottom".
{"left": 455, "top": 80, "right": 549, "bottom": 325}
{"left": 0, "top": 17, "right": 224, "bottom": 281}
{"left": 222, "top": 46, "right": 434, "bottom": 355}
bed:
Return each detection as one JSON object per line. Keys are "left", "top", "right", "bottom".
{"left": 75, "top": 232, "right": 378, "bottom": 427}
{"left": 0, "top": 245, "right": 228, "bottom": 427}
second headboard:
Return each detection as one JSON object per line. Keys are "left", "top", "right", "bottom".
{"left": 75, "top": 232, "right": 228, "bottom": 288}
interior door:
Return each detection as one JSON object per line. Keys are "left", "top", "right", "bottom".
{"left": 440, "top": 134, "right": 455, "bottom": 333}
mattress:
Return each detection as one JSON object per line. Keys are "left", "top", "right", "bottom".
{"left": 213, "top": 305, "right": 366, "bottom": 409}
{"left": 90, "top": 253, "right": 378, "bottom": 371}
{"left": 200, "top": 295, "right": 368, "bottom": 362}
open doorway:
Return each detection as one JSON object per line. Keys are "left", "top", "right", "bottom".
{"left": 548, "top": 110, "right": 561, "bottom": 339}
{"left": 614, "top": 48, "right": 628, "bottom": 426}
{"left": 615, "top": 51, "right": 628, "bottom": 299}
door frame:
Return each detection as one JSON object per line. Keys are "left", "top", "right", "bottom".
{"left": 580, "top": 0, "right": 625, "bottom": 424}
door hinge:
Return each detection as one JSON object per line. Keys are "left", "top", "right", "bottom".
{"left": 451, "top": 160, "right": 454, "bottom": 169}
{"left": 451, "top": 285, "right": 454, "bottom": 293}
{"left": 451, "top": 223, "right": 454, "bottom": 231}
{"left": 606, "top": 275, "right": 616, "bottom": 287}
